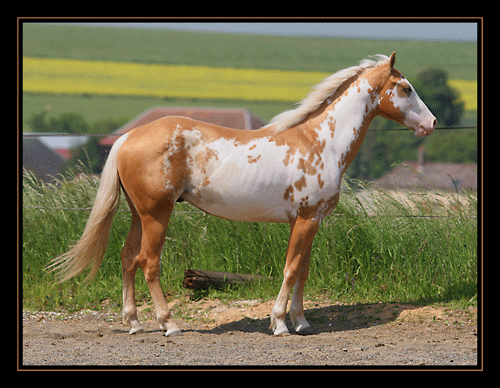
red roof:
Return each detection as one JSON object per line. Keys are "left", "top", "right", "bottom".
{"left": 53, "top": 148, "right": 72, "bottom": 160}
{"left": 101, "top": 106, "right": 267, "bottom": 146}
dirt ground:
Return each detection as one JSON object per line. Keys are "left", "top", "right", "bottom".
{"left": 21, "top": 297, "right": 479, "bottom": 368}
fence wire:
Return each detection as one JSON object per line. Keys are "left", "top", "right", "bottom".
{"left": 22, "top": 126, "right": 478, "bottom": 219}
{"left": 21, "top": 126, "right": 477, "bottom": 138}
{"left": 22, "top": 205, "right": 476, "bottom": 219}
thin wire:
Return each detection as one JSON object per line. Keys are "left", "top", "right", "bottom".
{"left": 22, "top": 126, "right": 477, "bottom": 219}
{"left": 22, "top": 133, "right": 121, "bottom": 138}
{"left": 22, "top": 205, "right": 475, "bottom": 219}
{"left": 367, "top": 125, "right": 477, "bottom": 132}
{"left": 22, "top": 205, "right": 204, "bottom": 214}
{"left": 21, "top": 126, "right": 478, "bottom": 138}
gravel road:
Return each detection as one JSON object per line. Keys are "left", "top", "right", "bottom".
{"left": 21, "top": 298, "right": 478, "bottom": 368}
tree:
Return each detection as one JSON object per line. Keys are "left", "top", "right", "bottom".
{"left": 27, "top": 111, "right": 51, "bottom": 133}
{"left": 412, "top": 68, "right": 476, "bottom": 164}
{"left": 66, "top": 137, "right": 106, "bottom": 174}
{"left": 65, "top": 118, "right": 128, "bottom": 174}
{"left": 412, "top": 68, "right": 465, "bottom": 127}
{"left": 27, "top": 111, "right": 89, "bottom": 133}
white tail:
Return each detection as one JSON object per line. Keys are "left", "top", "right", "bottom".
{"left": 47, "top": 133, "right": 129, "bottom": 283}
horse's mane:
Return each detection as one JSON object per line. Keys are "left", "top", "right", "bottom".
{"left": 267, "top": 54, "right": 390, "bottom": 133}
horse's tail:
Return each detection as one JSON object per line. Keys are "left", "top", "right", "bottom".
{"left": 47, "top": 133, "right": 129, "bottom": 283}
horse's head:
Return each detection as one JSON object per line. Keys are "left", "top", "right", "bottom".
{"left": 375, "top": 52, "right": 437, "bottom": 137}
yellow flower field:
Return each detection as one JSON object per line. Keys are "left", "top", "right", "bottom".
{"left": 23, "top": 57, "right": 477, "bottom": 110}
{"left": 449, "top": 79, "right": 477, "bottom": 111}
{"left": 23, "top": 57, "right": 327, "bottom": 103}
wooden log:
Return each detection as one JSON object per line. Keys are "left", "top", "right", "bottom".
{"left": 182, "top": 269, "right": 270, "bottom": 290}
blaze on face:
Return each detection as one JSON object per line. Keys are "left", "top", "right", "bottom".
{"left": 378, "top": 52, "right": 437, "bottom": 137}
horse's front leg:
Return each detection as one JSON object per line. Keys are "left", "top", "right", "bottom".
{"left": 289, "top": 242, "right": 313, "bottom": 334}
{"left": 270, "top": 216, "right": 320, "bottom": 336}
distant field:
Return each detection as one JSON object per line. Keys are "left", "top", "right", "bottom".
{"left": 22, "top": 24, "right": 477, "bottom": 80}
{"left": 22, "top": 24, "right": 478, "bottom": 129}
{"left": 23, "top": 57, "right": 326, "bottom": 102}
{"left": 23, "top": 57, "right": 477, "bottom": 110}
{"left": 449, "top": 80, "right": 477, "bottom": 111}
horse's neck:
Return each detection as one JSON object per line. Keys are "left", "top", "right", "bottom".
{"left": 306, "top": 77, "right": 379, "bottom": 174}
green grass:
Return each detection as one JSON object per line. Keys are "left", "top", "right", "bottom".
{"left": 22, "top": 167, "right": 477, "bottom": 313}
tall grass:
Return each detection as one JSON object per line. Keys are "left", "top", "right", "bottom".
{"left": 22, "top": 168, "right": 477, "bottom": 313}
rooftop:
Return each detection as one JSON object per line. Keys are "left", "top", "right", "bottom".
{"left": 372, "top": 161, "right": 477, "bottom": 192}
{"left": 101, "top": 106, "right": 267, "bottom": 146}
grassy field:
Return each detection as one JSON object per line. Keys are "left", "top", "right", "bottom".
{"left": 22, "top": 167, "right": 477, "bottom": 313}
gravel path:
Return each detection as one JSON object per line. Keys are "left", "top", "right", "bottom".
{"left": 21, "top": 299, "right": 478, "bottom": 368}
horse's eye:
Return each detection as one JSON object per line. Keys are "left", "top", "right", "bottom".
{"left": 403, "top": 87, "right": 412, "bottom": 97}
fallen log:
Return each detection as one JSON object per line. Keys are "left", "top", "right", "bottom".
{"left": 183, "top": 269, "right": 271, "bottom": 290}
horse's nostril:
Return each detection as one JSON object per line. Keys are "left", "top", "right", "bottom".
{"left": 432, "top": 119, "right": 438, "bottom": 128}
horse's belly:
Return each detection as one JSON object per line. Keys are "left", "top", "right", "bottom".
{"left": 182, "top": 158, "right": 293, "bottom": 222}
{"left": 183, "top": 168, "right": 293, "bottom": 223}
{"left": 187, "top": 199, "right": 291, "bottom": 223}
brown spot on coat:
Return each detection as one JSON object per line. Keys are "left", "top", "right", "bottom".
{"left": 283, "top": 185, "right": 294, "bottom": 202}
{"left": 317, "top": 174, "right": 325, "bottom": 189}
{"left": 247, "top": 154, "right": 261, "bottom": 163}
{"left": 294, "top": 176, "right": 307, "bottom": 192}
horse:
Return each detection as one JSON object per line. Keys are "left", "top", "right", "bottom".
{"left": 49, "top": 52, "right": 437, "bottom": 337}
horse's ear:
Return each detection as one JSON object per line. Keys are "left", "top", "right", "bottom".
{"left": 389, "top": 51, "right": 396, "bottom": 68}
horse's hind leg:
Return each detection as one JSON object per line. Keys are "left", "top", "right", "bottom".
{"left": 137, "top": 201, "right": 182, "bottom": 337}
{"left": 121, "top": 194, "right": 144, "bottom": 334}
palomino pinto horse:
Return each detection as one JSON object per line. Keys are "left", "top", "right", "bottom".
{"left": 50, "top": 52, "right": 437, "bottom": 336}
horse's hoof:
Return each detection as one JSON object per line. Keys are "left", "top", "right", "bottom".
{"left": 129, "top": 327, "right": 144, "bottom": 335}
{"left": 165, "top": 328, "right": 183, "bottom": 337}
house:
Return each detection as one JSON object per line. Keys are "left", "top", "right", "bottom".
{"left": 23, "top": 137, "right": 65, "bottom": 183}
{"left": 371, "top": 147, "right": 477, "bottom": 192}
{"left": 22, "top": 134, "right": 86, "bottom": 182}
{"left": 372, "top": 161, "right": 478, "bottom": 192}
{"left": 354, "top": 147, "right": 477, "bottom": 214}
{"left": 101, "top": 106, "right": 267, "bottom": 147}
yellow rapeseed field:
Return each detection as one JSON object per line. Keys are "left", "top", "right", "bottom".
{"left": 23, "top": 57, "right": 477, "bottom": 110}
{"left": 23, "top": 57, "right": 326, "bottom": 103}
{"left": 449, "top": 79, "right": 477, "bottom": 111}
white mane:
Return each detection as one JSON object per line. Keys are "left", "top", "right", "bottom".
{"left": 267, "top": 55, "right": 390, "bottom": 133}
